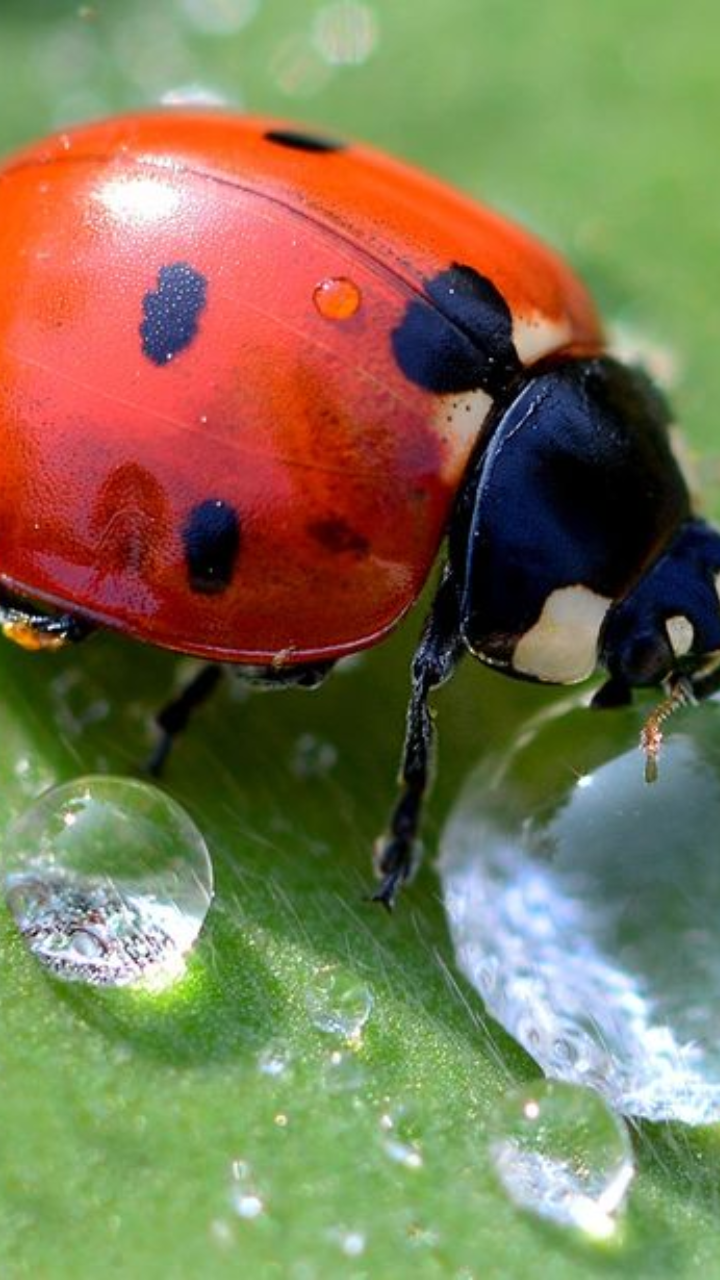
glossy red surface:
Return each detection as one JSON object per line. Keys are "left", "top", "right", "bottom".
{"left": 0, "top": 111, "right": 602, "bottom": 662}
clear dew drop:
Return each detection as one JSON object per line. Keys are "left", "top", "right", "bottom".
{"left": 257, "top": 1041, "right": 295, "bottom": 1080}
{"left": 305, "top": 965, "right": 373, "bottom": 1041}
{"left": 379, "top": 1101, "right": 424, "bottom": 1170}
{"left": 178, "top": 0, "right": 261, "bottom": 35}
{"left": 326, "top": 1226, "right": 367, "bottom": 1257}
{"left": 313, "top": 1, "right": 378, "bottom": 66}
{"left": 440, "top": 700, "right": 720, "bottom": 1124}
{"left": 322, "top": 1047, "right": 367, "bottom": 1095}
{"left": 3, "top": 776, "right": 213, "bottom": 989}
{"left": 489, "top": 1081, "right": 634, "bottom": 1238}
{"left": 290, "top": 733, "right": 338, "bottom": 779}
{"left": 229, "top": 1159, "right": 266, "bottom": 1221}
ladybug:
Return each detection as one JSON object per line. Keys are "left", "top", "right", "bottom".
{"left": 0, "top": 110, "right": 718, "bottom": 907}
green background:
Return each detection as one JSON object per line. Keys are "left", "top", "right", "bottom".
{"left": 0, "top": 1, "right": 719, "bottom": 1275}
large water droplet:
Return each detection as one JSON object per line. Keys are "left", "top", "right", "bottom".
{"left": 3, "top": 775, "right": 213, "bottom": 988}
{"left": 489, "top": 1080, "right": 634, "bottom": 1237}
{"left": 440, "top": 701, "right": 720, "bottom": 1123}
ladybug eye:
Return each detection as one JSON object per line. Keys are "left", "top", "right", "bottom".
{"left": 619, "top": 632, "right": 673, "bottom": 687}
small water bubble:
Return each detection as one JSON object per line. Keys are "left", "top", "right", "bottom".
{"left": 322, "top": 1047, "right": 367, "bottom": 1094}
{"left": 3, "top": 776, "right": 213, "bottom": 988}
{"left": 379, "top": 1101, "right": 424, "bottom": 1170}
{"left": 407, "top": 1222, "right": 441, "bottom": 1249}
{"left": 209, "top": 1217, "right": 234, "bottom": 1248}
{"left": 383, "top": 1138, "right": 423, "bottom": 1170}
{"left": 178, "top": 0, "right": 260, "bottom": 34}
{"left": 270, "top": 33, "right": 332, "bottom": 98}
{"left": 313, "top": 1, "right": 378, "bottom": 65}
{"left": 50, "top": 666, "right": 110, "bottom": 737}
{"left": 489, "top": 1081, "right": 634, "bottom": 1237}
{"left": 230, "top": 1159, "right": 266, "bottom": 1220}
{"left": 305, "top": 965, "right": 373, "bottom": 1040}
{"left": 327, "top": 1226, "right": 366, "bottom": 1257}
{"left": 290, "top": 733, "right": 338, "bottom": 779}
{"left": 257, "top": 1041, "right": 294, "bottom": 1079}
{"left": 161, "top": 84, "right": 231, "bottom": 107}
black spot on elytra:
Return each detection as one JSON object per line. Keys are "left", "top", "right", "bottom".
{"left": 183, "top": 499, "right": 240, "bottom": 595}
{"left": 264, "top": 128, "right": 345, "bottom": 154}
{"left": 391, "top": 263, "right": 522, "bottom": 397}
{"left": 308, "top": 517, "right": 370, "bottom": 557}
{"left": 141, "top": 262, "right": 208, "bottom": 366}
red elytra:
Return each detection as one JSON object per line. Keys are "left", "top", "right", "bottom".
{"left": 0, "top": 110, "right": 602, "bottom": 665}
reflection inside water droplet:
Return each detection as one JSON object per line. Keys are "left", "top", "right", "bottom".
{"left": 3, "top": 775, "right": 213, "bottom": 988}
{"left": 440, "top": 700, "right": 720, "bottom": 1123}
{"left": 489, "top": 1080, "right": 634, "bottom": 1237}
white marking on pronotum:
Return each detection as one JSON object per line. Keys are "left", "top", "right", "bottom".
{"left": 665, "top": 614, "right": 694, "bottom": 659}
{"left": 513, "top": 313, "right": 573, "bottom": 367}
{"left": 513, "top": 585, "right": 612, "bottom": 683}
{"left": 431, "top": 312, "right": 574, "bottom": 485}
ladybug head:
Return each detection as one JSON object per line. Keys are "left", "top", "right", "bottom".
{"left": 596, "top": 518, "right": 720, "bottom": 703}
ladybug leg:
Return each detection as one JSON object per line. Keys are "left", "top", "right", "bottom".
{"left": 0, "top": 592, "right": 93, "bottom": 651}
{"left": 147, "top": 663, "right": 224, "bottom": 776}
{"left": 148, "top": 659, "right": 335, "bottom": 775}
{"left": 373, "top": 567, "right": 464, "bottom": 910}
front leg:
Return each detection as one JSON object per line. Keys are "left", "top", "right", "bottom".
{"left": 373, "top": 566, "right": 465, "bottom": 910}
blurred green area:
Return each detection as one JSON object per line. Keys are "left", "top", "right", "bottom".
{"left": 0, "top": 2, "right": 719, "bottom": 1276}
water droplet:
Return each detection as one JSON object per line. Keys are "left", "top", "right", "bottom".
{"left": 257, "top": 1041, "right": 294, "bottom": 1079}
{"left": 383, "top": 1137, "right": 423, "bottom": 1170}
{"left": 178, "top": 0, "right": 260, "bottom": 35}
{"left": 313, "top": 1, "right": 378, "bottom": 65}
{"left": 489, "top": 1081, "right": 634, "bottom": 1237}
{"left": 379, "top": 1101, "right": 424, "bottom": 1169}
{"left": 305, "top": 965, "right": 373, "bottom": 1040}
{"left": 229, "top": 1159, "right": 266, "bottom": 1220}
{"left": 313, "top": 276, "right": 362, "bottom": 321}
{"left": 161, "top": 84, "right": 231, "bottom": 107}
{"left": 3, "top": 776, "right": 213, "bottom": 988}
{"left": 270, "top": 33, "right": 331, "bottom": 98}
{"left": 440, "top": 700, "right": 720, "bottom": 1123}
{"left": 322, "top": 1047, "right": 367, "bottom": 1094}
{"left": 51, "top": 666, "right": 110, "bottom": 736}
{"left": 327, "top": 1226, "right": 366, "bottom": 1256}
{"left": 290, "top": 733, "right": 338, "bottom": 778}
{"left": 209, "top": 1217, "right": 234, "bottom": 1248}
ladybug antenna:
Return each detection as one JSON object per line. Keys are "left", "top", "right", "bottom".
{"left": 640, "top": 675, "right": 696, "bottom": 783}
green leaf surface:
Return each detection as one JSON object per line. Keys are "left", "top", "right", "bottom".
{"left": 0, "top": 2, "right": 720, "bottom": 1276}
